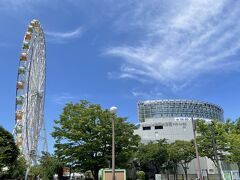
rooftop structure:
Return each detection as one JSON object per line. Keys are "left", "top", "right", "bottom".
{"left": 138, "top": 99, "right": 224, "bottom": 122}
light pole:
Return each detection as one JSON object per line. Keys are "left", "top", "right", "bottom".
{"left": 109, "top": 106, "right": 117, "bottom": 180}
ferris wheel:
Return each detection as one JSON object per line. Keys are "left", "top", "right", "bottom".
{"left": 14, "top": 19, "right": 47, "bottom": 165}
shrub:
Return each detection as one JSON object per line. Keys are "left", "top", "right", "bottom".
{"left": 136, "top": 171, "right": 145, "bottom": 180}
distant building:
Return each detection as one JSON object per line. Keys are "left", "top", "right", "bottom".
{"left": 134, "top": 99, "right": 237, "bottom": 177}
{"left": 135, "top": 99, "right": 223, "bottom": 143}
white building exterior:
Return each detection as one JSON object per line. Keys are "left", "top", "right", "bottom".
{"left": 134, "top": 99, "right": 227, "bottom": 176}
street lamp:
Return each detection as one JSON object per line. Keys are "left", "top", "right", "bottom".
{"left": 109, "top": 106, "right": 117, "bottom": 180}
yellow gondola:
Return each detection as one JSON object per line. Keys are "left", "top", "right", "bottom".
{"left": 16, "top": 110, "right": 23, "bottom": 120}
{"left": 25, "top": 32, "right": 31, "bottom": 40}
{"left": 20, "top": 52, "right": 27, "bottom": 61}
{"left": 17, "top": 80, "right": 25, "bottom": 89}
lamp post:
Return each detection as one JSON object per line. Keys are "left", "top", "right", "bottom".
{"left": 109, "top": 106, "right": 117, "bottom": 180}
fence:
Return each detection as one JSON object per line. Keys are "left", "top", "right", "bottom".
{"left": 159, "top": 174, "right": 219, "bottom": 180}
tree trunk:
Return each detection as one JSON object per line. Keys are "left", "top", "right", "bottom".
{"left": 183, "top": 167, "right": 188, "bottom": 180}
{"left": 180, "top": 162, "right": 188, "bottom": 180}
{"left": 174, "top": 165, "right": 178, "bottom": 180}
{"left": 57, "top": 166, "right": 64, "bottom": 180}
{"left": 93, "top": 168, "right": 100, "bottom": 180}
{"left": 167, "top": 170, "right": 170, "bottom": 180}
{"left": 154, "top": 162, "right": 159, "bottom": 174}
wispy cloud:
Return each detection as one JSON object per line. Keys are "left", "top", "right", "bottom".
{"left": 105, "top": 0, "right": 240, "bottom": 89}
{"left": 131, "top": 86, "right": 164, "bottom": 100}
{"left": 107, "top": 65, "right": 151, "bottom": 83}
{"left": 131, "top": 91, "right": 163, "bottom": 100}
{"left": 51, "top": 93, "right": 78, "bottom": 105}
{"left": 51, "top": 92, "right": 90, "bottom": 105}
{"left": 45, "top": 27, "right": 83, "bottom": 43}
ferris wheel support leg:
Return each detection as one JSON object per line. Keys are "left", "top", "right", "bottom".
{"left": 43, "top": 118, "right": 48, "bottom": 152}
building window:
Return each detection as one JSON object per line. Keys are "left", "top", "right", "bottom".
{"left": 155, "top": 125, "right": 163, "bottom": 130}
{"left": 143, "top": 126, "right": 151, "bottom": 130}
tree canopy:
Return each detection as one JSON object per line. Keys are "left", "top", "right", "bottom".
{"left": 196, "top": 120, "right": 228, "bottom": 165}
{"left": 0, "top": 126, "right": 19, "bottom": 173}
{"left": 7, "top": 156, "right": 27, "bottom": 179}
{"left": 168, "top": 140, "right": 195, "bottom": 180}
{"left": 137, "top": 139, "right": 169, "bottom": 174}
{"left": 52, "top": 100, "right": 140, "bottom": 179}
{"left": 224, "top": 118, "right": 240, "bottom": 177}
{"left": 30, "top": 152, "right": 63, "bottom": 180}
{"left": 196, "top": 119, "right": 237, "bottom": 180}
{"left": 136, "top": 139, "right": 195, "bottom": 180}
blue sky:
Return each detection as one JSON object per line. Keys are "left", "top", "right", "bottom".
{"left": 0, "top": 0, "right": 240, "bottom": 152}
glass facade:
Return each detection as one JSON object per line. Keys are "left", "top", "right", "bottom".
{"left": 138, "top": 99, "right": 224, "bottom": 122}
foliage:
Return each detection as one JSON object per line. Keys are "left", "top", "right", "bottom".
{"left": 30, "top": 152, "right": 63, "bottom": 179}
{"left": 226, "top": 134, "right": 240, "bottom": 164}
{"left": 168, "top": 140, "right": 195, "bottom": 180}
{"left": 167, "top": 142, "right": 180, "bottom": 177}
{"left": 52, "top": 100, "right": 140, "bottom": 179}
{"left": 0, "top": 126, "right": 19, "bottom": 173}
{"left": 234, "top": 117, "right": 240, "bottom": 133}
{"left": 137, "top": 139, "right": 169, "bottom": 174}
{"left": 225, "top": 118, "right": 240, "bottom": 175}
{"left": 136, "top": 139, "right": 195, "bottom": 180}
{"left": 30, "top": 164, "right": 41, "bottom": 178}
{"left": 196, "top": 119, "right": 233, "bottom": 180}
{"left": 7, "top": 156, "right": 27, "bottom": 179}
{"left": 196, "top": 120, "right": 228, "bottom": 165}
{"left": 136, "top": 170, "right": 145, "bottom": 180}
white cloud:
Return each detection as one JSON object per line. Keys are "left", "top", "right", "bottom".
{"left": 45, "top": 27, "right": 83, "bottom": 43}
{"left": 131, "top": 88, "right": 164, "bottom": 100}
{"left": 105, "top": 0, "right": 240, "bottom": 89}
{"left": 52, "top": 93, "right": 76, "bottom": 105}
{"left": 52, "top": 92, "right": 90, "bottom": 105}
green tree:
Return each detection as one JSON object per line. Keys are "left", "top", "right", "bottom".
{"left": 137, "top": 140, "right": 169, "bottom": 175}
{"left": 30, "top": 152, "right": 63, "bottom": 180}
{"left": 0, "top": 126, "right": 19, "bottom": 175}
{"left": 30, "top": 164, "right": 42, "bottom": 179}
{"left": 136, "top": 170, "right": 145, "bottom": 180}
{"left": 225, "top": 118, "right": 240, "bottom": 177}
{"left": 52, "top": 100, "right": 140, "bottom": 179}
{"left": 226, "top": 133, "right": 240, "bottom": 176}
{"left": 196, "top": 120, "right": 228, "bottom": 180}
{"left": 168, "top": 143, "right": 180, "bottom": 179}
{"left": 8, "top": 156, "right": 27, "bottom": 179}
{"left": 196, "top": 120, "right": 228, "bottom": 162}
{"left": 234, "top": 118, "right": 240, "bottom": 133}
{"left": 168, "top": 140, "right": 195, "bottom": 180}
